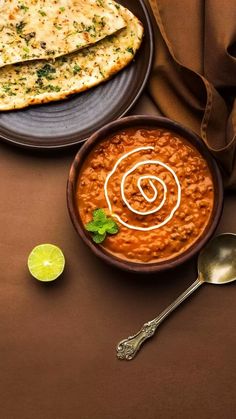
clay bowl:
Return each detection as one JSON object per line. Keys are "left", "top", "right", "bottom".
{"left": 67, "top": 116, "right": 224, "bottom": 273}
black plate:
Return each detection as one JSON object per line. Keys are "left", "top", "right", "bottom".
{"left": 0, "top": 0, "right": 153, "bottom": 150}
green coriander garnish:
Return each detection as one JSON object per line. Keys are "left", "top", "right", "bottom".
{"left": 36, "top": 63, "right": 56, "bottom": 79}
{"left": 54, "top": 23, "right": 62, "bottom": 30}
{"left": 16, "top": 21, "right": 26, "bottom": 34}
{"left": 19, "top": 4, "right": 29, "bottom": 12}
{"left": 73, "top": 65, "right": 81, "bottom": 75}
{"left": 45, "top": 85, "right": 61, "bottom": 92}
{"left": 126, "top": 47, "right": 134, "bottom": 54}
{"left": 85, "top": 209, "right": 119, "bottom": 244}
{"left": 38, "top": 9, "right": 47, "bottom": 17}
{"left": 96, "top": 0, "right": 104, "bottom": 6}
{"left": 2, "top": 84, "right": 16, "bottom": 96}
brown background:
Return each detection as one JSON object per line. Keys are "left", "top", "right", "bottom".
{"left": 1, "top": 95, "right": 236, "bottom": 419}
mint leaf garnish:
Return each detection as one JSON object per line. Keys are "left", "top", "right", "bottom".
{"left": 98, "top": 226, "right": 108, "bottom": 235}
{"left": 93, "top": 233, "right": 106, "bottom": 244}
{"left": 106, "top": 224, "right": 119, "bottom": 235}
{"left": 85, "top": 209, "right": 119, "bottom": 243}
{"left": 93, "top": 208, "right": 107, "bottom": 223}
{"left": 85, "top": 221, "right": 100, "bottom": 233}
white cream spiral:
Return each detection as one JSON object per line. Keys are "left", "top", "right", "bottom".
{"left": 104, "top": 146, "right": 181, "bottom": 231}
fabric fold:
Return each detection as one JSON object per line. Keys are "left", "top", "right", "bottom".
{"left": 147, "top": 0, "right": 236, "bottom": 189}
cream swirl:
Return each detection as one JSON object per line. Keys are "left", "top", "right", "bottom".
{"left": 104, "top": 147, "right": 181, "bottom": 231}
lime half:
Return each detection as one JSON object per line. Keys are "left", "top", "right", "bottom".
{"left": 28, "top": 244, "right": 65, "bottom": 282}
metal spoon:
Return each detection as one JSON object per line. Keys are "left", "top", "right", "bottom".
{"left": 117, "top": 233, "right": 236, "bottom": 361}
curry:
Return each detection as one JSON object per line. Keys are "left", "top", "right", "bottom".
{"left": 76, "top": 128, "right": 214, "bottom": 264}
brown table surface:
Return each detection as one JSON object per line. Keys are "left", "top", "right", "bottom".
{"left": 1, "top": 94, "right": 236, "bottom": 419}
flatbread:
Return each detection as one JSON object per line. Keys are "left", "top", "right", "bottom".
{"left": 0, "top": 5, "right": 143, "bottom": 111}
{"left": 0, "top": 0, "right": 126, "bottom": 67}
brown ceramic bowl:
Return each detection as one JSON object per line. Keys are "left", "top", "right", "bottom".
{"left": 67, "top": 116, "right": 223, "bottom": 273}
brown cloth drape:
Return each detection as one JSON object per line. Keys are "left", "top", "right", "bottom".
{"left": 147, "top": 0, "right": 236, "bottom": 189}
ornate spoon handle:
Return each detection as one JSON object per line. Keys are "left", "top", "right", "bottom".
{"left": 117, "top": 278, "right": 203, "bottom": 360}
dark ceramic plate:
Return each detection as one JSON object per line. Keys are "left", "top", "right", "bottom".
{"left": 0, "top": 0, "right": 153, "bottom": 150}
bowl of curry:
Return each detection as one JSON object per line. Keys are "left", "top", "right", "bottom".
{"left": 67, "top": 116, "right": 223, "bottom": 273}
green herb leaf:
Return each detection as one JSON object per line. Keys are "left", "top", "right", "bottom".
{"left": 85, "top": 221, "right": 100, "bottom": 233}
{"left": 105, "top": 219, "right": 116, "bottom": 229}
{"left": 93, "top": 209, "right": 107, "bottom": 223}
{"left": 19, "top": 4, "right": 29, "bottom": 12}
{"left": 126, "top": 47, "right": 134, "bottom": 54}
{"left": 38, "top": 9, "right": 47, "bottom": 17}
{"left": 16, "top": 21, "right": 26, "bottom": 34}
{"left": 73, "top": 64, "right": 81, "bottom": 75}
{"left": 85, "top": 209, "right": 119, "bottom": 244}
{"left": 45, "top": 85, "right": 61, "bottom": 92}
{"left": 93, "top": 233, "right": 106, "bottom": 244}
{"left": 54, "top": 24, "right": 62, "bottom": 30}
{"left": 98, "top": 226, "right": 108, "bottom": 235}
{"left": 36, "top": 64, "right": 56, "bottom": 79}
{"left": 106, "top": 224, "right": 119, "bottom": 235}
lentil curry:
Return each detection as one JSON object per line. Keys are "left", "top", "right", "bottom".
{"left": 77, "top": 128, "right": 214, "bottom": 264}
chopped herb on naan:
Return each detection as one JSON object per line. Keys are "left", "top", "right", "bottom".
{"left": 0, "top": 0, "right": 126, "bottom": 67}
{"left": 0, "top": 5, "right": 143, "bottom": 111}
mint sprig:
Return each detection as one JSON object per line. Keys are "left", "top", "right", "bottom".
{"left": 85, "top": 209, "right": 119, "bottom": 244}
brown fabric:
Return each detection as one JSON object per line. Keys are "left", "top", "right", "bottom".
{"left": 147, "top": 0, "right": 236, "bottom": 189}
{"left": 1, "top": 95, "right": 236, "bottom": 419}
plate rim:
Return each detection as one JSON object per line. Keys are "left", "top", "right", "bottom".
{"left": 0, "top": 0, "right": 154, "bottom": 150}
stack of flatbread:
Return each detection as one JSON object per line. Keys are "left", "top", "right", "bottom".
{"left": 0, "top": 0, "right": 143, "bottom": 111}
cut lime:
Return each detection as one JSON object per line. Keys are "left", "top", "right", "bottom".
{"left": 27, "top": 244, "right": 65, "bottom": 282}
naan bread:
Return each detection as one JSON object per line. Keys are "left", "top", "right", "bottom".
{"left": 0, "top": 5, "right": 143, "bottom": 111}
{"left": 0, "top": 0, "right": 126, "bottom": 67}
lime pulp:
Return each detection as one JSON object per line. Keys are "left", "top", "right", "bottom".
{"left": 27, "top": 244, "right": 65, "bottom": 282}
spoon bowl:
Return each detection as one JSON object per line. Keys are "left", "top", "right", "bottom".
{"left": 198, "top": 233, "right": 236, "bottom": 284}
